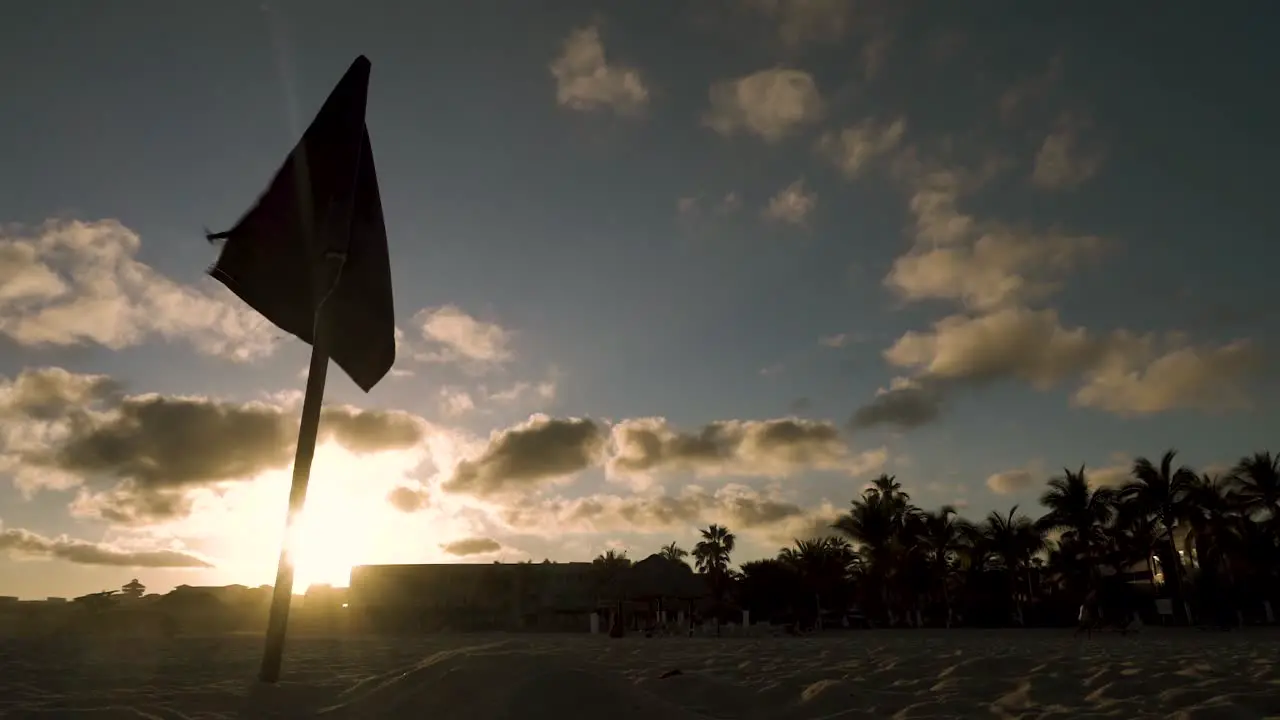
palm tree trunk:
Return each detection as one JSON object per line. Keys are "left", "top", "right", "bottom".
{"left": 1164, "top": 532, "right": 1189, "bottom": 624}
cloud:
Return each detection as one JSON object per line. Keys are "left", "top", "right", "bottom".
{"left": 320, "top": 406, "right": 425, "bottom": 454}
{"left": 849, "top": 377, "right": 944, "bottom": 430}
{"left": 438, "top": 388, "right": 477, "bottom": 417}
{"left": 1073, "top": 337, "right": 1261, "bottom": 416}
{"left": 549, "top": 26, "right": 648, "bottom": 116}
{"left": 0, "top": 522, "right": 210, "bottom": 568}
{"left": 999, "top": 54, "right": 1063, "bottom": 123}
{"left": 817, "top": 118, "right": 906, "bottom": 177}
{"left": 487, "top": 380, "right": 558, "bottom": 405}
{"left": 742, "top": 0, "right": 895, "bottom": 78}
{"left": 884, "top": 308, "right": 1102, "bottom": 389}
{"left": 415, "top": 305, "right": 513, "bottom": 365}
{"left": 440, "top": 537, "right": 503, "bottom": 556}
{"left": 819, "top": 333, "right": 853, "bottom": 348}
{"left": 501, "top": 483, "right": 840, "bottom": 544}
{"left": 986, "top": 468, "right": 1035, "bottom": 495}
{"left": 608, "top": 416, "right": 885, "bottom": 480}
{"left": 762, "top": 180, "right": 817, "bottom": 225}
{"left": 1032, "top": 113, "right": 1104, "bottom": 190}
{"left": 866, "top": 308, "right": 1262, "bottom": 422}
{"left": 885, "top": 229, "right": 1103, "bottom": 311}
{"left": 0, "top": 366, "right": 121, "bottom": 420}
{"left": 745, "top": 0, "right": 856, "bottom": 48}
{"left": 442, "top": 415, "right": 606, "bottom": 497}
{"left": 0, "top": 367, "right": 432, "bottom": 522}
{"left": 704, "top": 69, "right": 823, "bottom": 142}
{"left": 0, "top": 220, "right": 276, "bottom": 360}
{"left": 677, "top": 193, "right": 743, "bottom": 223}
{"left": 387, "top": 485, "right": 430, "bottom": 513}
{"left": 436, "top": 378, "right": 558, "bottom": 418}
{"left": 884, "top": 163, "right": 1103, "bottom": 310}
{"left": 1085, "top": 462, "right": 1130, "bottom": 489}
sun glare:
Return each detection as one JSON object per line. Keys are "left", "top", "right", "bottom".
{"left": 207, "top": 442, "right": 447, "bottom": 591}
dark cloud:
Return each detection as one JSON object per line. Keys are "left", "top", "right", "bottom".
{"left": 0, "top": 524, "right": 210, "bottom": 568}
{"left": 71, "top": 484, "right": 193, "bottom": 525}
{"left": 609, "top": 417, "right": 869, "bottom": 478}
{"left": 387, "top": 485, "right": 430, "bottom": 513}
{"left": 0, "top": 367, "right": 433, "bottom": 524}
{"left": 502, "top": 486, "right": 826, "bottom": 542}
{"left": 849, "top": 380, "right": 944, "bottom": 430}
{"left": 440, "top": 537, "right": 502, "bottom": 556}
{"left": 443, "top": 415, "right": 604, "bottom": 497}
{"left": 321, "top": 406, "right": 424, "bottom": 453}
{"left": 50, "top": 395, "right": 294, "bottom": 489}
{"left": 0, "top": 367, "right": 121, "bottom": 420}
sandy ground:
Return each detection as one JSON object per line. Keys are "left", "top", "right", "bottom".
{"left": 1, "top": 629, "right": 1278, "bottom": 719}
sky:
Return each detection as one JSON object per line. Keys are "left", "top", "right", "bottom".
{"left": 2, "top": 1, "right": 1278, "bottom": 600}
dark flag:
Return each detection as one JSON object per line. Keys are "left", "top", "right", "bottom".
{"left": 205, "top": 56, "right": 395, "bottom": 685}
{"left": 207, "top": 55, "right": 395, "bottom": 392}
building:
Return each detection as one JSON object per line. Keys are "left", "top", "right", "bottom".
{"left": 349, "top": 561, "right": 599, "bottom": 632}
{"left": 348, "top": 556, "right": 710, "bottom": 634}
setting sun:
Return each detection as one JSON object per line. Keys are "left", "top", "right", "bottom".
{"left": 204, "top": 443, "right": 440, "bottom": 591}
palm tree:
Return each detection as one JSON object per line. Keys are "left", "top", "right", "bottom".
{"left": 1038, "top": 465, "right": 1115, "bottom": 595}
{"left": 833, "top": 483, "right": 920, "bottom": 625}
{"left": 591, "top": 550, "right": 632, "bottom": 596}
{"left": 1123, "top": 450, "right": 1196, "bottom": 623}
{"left": 693, "top": 525, "right": 735, "bottom": 576}
{"left": 693, "top": 524, "right": 736, "bottom": 634}
{"left": 916, "top": 505, "right": 971, "bottom": 627}
{"left": 738, "top": 558, "right": 802, "bottom": 624}
{"left": 659, "top": 542, "right": 689, "bottom": 565}
{"left": 778, "top": 536, "right": 857, "bottom": 627}
{"left": 1232, "top": 452, "right": 1280, "bottom": 527}
{"left": 979, "top": 505, "right": 1046, "bottom": 625}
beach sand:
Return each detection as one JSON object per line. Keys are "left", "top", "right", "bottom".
{"left": 1, "top": 628, "right": 1278, "bottom": 719}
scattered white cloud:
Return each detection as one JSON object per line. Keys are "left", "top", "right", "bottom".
{"left": 877, "top": 308, "right": 1263, "bottom": 418}
{"left": 746, "top": 0, "right": 856, "bottom": 48}
{"left": 985, "top": 459, "right": 1047, "bottom": 495}
{"left": 762, "top": 179, "right": 817, "bottom": 225}
{"left": 986, "top": 468, "right": 1035, "bottom": 495}
{"left": 438, "top": 387, "right": 477, "bottom": 417}
{"left": 999, "top": 54, "right": 1063, "bottom": 123}
{"left": 0, "top": 220, "right": 276, "bottom": 360}
{"left": 884, "top": 161, "right": 1104, "bottom": 310}
{"left": 759, "top": 363, "right": 785, "bottom": 377}
{"left": 0, "top": 520, "right": 210, "bottom": 567}
{"left": 415, "top": 305, "right": 513, "bottom": 365}
{"left": 677, "top": 192, "right": 742, "bottom": 220}
{"left": 549, "top": 26, "right": 648, "bottom": 116}
{"left": 819, "top": 333, "right": 854, "bottom": 348}
{"left": 1073, "top": 337, "right": 1261, "bottom": 416}
{"left": 1032, "top": 113, "right": 1105, "bottom": 190}
{"left": 817, "top": 118, "right": 906, "bottom": 177}
{"left": 704, "top": 69, "right": 823, "bottom": 142}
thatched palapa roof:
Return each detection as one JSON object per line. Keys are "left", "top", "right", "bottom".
{"left": 616, "top": 554, "right": 707, "bottom": 600}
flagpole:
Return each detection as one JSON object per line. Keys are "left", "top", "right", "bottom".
{"left": 259, "top": 309, "right": 331, "bottom": 684}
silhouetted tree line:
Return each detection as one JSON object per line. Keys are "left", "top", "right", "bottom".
{"left": 603, "top": 450, "right": 1280, "bottom": 629}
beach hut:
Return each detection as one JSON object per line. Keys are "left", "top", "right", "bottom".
{"left": 604, "top": 555, "right": 707, "bottom": 633}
